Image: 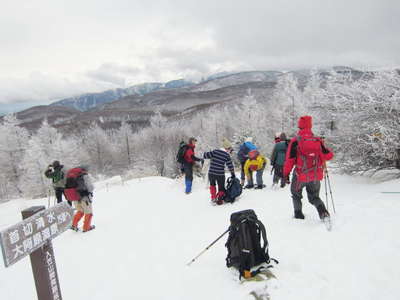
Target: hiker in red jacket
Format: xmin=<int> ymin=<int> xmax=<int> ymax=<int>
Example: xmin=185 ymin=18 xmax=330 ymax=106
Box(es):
xmin=183 ymin=137 xmax=203 ymax=194
xmin=283 ymin=116 xmax=334 ymax=220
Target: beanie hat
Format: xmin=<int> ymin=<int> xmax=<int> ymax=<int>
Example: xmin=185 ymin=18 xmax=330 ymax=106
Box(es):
xmin=298 ymin=116 xmax=313 ymax=129
xmin=222 ymin=138 xmax=232 ymax=149
xmin=245 ymin=137 xmax=253 ymax=143
xmin=52 ymin=160 xmax=60 ymax=168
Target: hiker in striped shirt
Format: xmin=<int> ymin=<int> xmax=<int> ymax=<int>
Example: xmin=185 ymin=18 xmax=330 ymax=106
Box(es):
xmin=203 ymin=138 xmax=236 ymax=205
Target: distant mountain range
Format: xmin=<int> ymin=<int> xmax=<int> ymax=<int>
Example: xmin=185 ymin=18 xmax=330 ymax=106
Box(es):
xmin=2 ymin=67 xmax=366 ymax=134
xmin=49 ymin=79 xmax=194 ymax=112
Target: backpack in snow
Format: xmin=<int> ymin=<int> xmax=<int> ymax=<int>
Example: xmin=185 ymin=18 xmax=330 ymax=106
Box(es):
xmin=225 ymin=209 xmax=277 ymax=279
xmin=296 ymin=134 xmax=323 ymax=182
xmin=64 ymin=168 xmax=86 ymax=201
xmin=223 ymin=177 xmax=242 ymax=203
xmin=176 ymin=141 xmax=188 ymax=164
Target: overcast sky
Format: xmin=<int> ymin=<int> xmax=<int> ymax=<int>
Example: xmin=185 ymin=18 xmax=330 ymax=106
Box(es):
xmin=1 ymin=0 xmax=400 ymax=110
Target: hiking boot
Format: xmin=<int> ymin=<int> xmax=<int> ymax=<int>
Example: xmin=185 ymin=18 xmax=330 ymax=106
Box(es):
xmin=317 ymin=205 xmax=330 ymax=220
xmin=70 ymin=225 xmax=79 ymax=232
xmin=83 ymin=225 xmax=95 ymax=232
xmin=244 ymin=184 xmax=254 ymax=189
xmin=280 ymin=182 xmax=286 ymax=188
xmin=216 ymin=199 xmax=224 ymax=205
xmin=294 ymin=210 xmax=305 ymax=219
xmin=255 ymin=184 xmax=265 ymax=189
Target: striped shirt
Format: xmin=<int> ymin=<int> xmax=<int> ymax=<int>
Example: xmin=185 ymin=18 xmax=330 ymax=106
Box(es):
xmin=203 ymin=149 xmax=234 ymax=176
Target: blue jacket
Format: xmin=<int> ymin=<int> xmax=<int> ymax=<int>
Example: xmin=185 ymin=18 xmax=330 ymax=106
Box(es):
xmin=237 ymin=142 xmax=257 ymax=163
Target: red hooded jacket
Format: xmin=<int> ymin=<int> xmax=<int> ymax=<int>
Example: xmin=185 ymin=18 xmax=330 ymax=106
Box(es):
xmin=283 ymin=116 xmax=334 ymax=182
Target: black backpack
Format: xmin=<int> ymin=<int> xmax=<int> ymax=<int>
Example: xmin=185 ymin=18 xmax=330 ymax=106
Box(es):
xmin=176 ymin=141 xmax=188 ymax=163
xmin=225 ymin=210 xmax=277 ymax=278
xmin=224 ymin=177 xmax=242 ymax=203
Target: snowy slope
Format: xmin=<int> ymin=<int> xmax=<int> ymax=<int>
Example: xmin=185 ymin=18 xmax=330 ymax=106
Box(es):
xmin=1 ymin=172 xmax=400 ymax=300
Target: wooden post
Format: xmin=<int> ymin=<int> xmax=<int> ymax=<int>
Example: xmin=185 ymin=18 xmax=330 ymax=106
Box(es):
xmin=22 ymin=206 xmax=62 ymax=300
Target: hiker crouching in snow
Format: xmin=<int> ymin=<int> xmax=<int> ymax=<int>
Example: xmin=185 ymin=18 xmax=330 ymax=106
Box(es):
xmin=183 ymin=137 xmax=204 ymax=194
xmin=67 ymin=165 xmax=95 ymax=232
xmin=283 ymin=115 xmax=334 ymax=220
xmin=237 ymin=137 xmax=257 ymax=186
xmin=203 ymin=138 xmax=235 ymax=205
xmin=243 ymin=151 xmax=268 ymax=189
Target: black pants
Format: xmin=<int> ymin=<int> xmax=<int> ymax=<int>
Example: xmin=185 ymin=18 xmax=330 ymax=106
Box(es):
xmin=273 ymin=165 xmax=285 ymax=185
xmin=208 ymin=174 xmax=226 ymax=192
xmin=55 ymin=188 xmax=72 ymax=206
xmin=290 ymin=174 xmax=324 ymax=212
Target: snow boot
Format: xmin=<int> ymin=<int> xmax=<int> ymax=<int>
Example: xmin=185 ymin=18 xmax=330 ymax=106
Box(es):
xmin=185 ymin=179 xmax=192 ymax=194
xmin=317 ymin=205 xmax=330 ymax=220
xmin=255 ymin=184 xmax=266 ymax=189
xmin=210 ymin=185 xmax=217 ymax=203
xmin=294 ymin=210 xmax=305 ymax=219
xmin=83 ymin=225 xmax=96 ymax=232
xmin=216 ymin=191 xmax=225 ymax=205
xmin=70 ymin=225 xmax=79 ymax=232
xmin=244 ymin=184 xmax=254 ymax=189
xmin=72 ymin=211 xmax=84 ymax=228
xmin=83 ymin=213 xmax=93 ymax=232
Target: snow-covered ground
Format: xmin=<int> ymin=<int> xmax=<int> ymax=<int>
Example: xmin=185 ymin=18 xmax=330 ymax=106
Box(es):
xmin=1 ymin=171 xmax=400 ymax=300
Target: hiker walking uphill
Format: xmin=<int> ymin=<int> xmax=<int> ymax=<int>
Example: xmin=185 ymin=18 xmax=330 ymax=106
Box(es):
xmin=271 ymin=133 xmax=289 ymax=188
xmin=44 ymin=160 xmax=70 ymax=206
xmin=243 ymin=150 xmax=268 ymax=189
xmin=64 ymin=165 xmax=95 ymax=232
xmin=283 ymin=116 xmax=334 ymax=220
xmin=203 ymin=139 xmax=235 ymax=205
xmin=182 ymin=137 xmax=203 ymax=194
xmin=237 ymin=137 xmax=257 ymax=186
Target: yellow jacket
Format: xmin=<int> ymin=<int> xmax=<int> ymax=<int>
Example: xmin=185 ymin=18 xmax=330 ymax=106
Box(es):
xmin=244 ymin=155 xmax=268 ymax=177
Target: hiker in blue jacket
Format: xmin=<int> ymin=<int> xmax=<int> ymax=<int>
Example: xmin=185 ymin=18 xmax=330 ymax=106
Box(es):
xmin=237 ymin=137 xmax=257 ymax=186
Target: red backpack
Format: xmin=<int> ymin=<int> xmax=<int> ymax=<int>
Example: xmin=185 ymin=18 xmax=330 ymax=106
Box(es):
xmin=248 ymin=150 xmax=260 ymax=160
xmin=296 ymin=134 xmax=323 ymax=182
xmin=64 ymin=168 xmax=86 ymax=201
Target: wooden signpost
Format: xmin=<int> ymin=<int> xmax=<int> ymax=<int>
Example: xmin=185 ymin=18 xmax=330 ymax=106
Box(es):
xmin=0 ymin=202 xmax=74 ymax=300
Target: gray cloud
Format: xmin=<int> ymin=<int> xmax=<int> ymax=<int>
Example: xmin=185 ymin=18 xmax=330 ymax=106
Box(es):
xmin=1 ymin=0 xmax=400 ymax=105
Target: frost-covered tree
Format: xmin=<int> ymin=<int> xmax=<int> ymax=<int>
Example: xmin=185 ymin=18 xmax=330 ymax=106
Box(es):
xmin=0 ymin=114 xmax=29 ymax=199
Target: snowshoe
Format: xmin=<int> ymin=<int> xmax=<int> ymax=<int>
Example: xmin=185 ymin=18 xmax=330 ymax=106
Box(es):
xmin=70 ymin=225 xmax=79 ymax=232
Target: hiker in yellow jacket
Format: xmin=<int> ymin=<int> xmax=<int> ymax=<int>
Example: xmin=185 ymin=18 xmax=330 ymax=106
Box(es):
xmin=244 ymin=150 xmax=268 ymax=189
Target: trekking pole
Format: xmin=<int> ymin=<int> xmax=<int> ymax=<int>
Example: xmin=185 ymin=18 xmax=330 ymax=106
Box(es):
xmin=325 ymin=168 xmax=336 ymax=213
xmin=186 ymin=228 xmax=230 ymax=266
xmin=47 ymin=189 xmax=51 ymax=208
xmin=324 ymin=173 xmax=329 ymax=211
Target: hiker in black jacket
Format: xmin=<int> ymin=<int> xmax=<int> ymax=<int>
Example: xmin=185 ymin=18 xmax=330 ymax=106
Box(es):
xmin=203 ymin=138 xmax=235 ymax=205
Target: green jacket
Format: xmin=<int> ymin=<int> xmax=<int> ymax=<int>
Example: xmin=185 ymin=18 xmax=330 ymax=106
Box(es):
xmin=45 ymin=166 xmax=66 ymax=188
xmin=271 ymin=141 xmax=288 ymax=167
